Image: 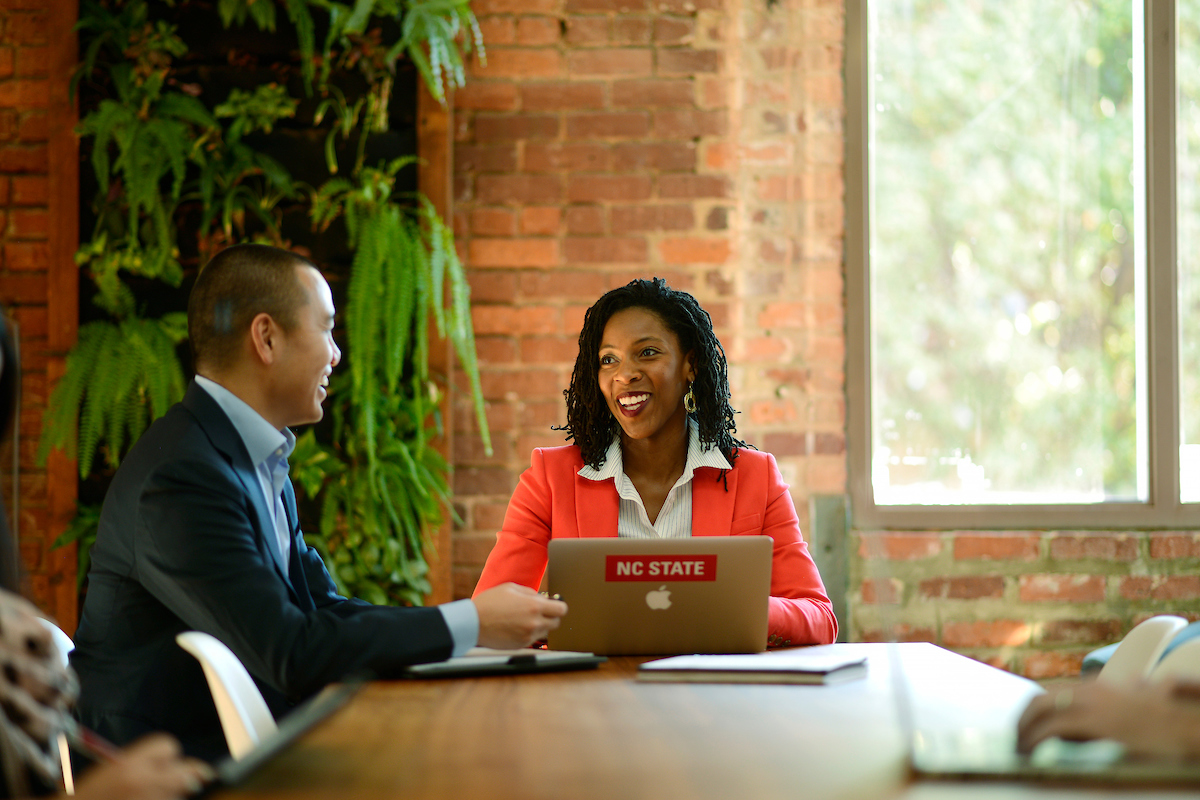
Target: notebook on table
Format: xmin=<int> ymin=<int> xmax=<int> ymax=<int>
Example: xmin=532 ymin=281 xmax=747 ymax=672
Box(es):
xmin=546 ymin=536 xmax=771 ymax=656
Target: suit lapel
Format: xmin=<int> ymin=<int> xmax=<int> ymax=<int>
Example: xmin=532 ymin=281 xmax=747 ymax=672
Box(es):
xmin=182 ymin=383 xmax=299 ymax=602
xmin=691 ymin=466 xmax=738 ymax=536
xmin=575 ymin=474 xmax=619 ymax=537
xmin=282 ymin=482 xmax=315 ymax=612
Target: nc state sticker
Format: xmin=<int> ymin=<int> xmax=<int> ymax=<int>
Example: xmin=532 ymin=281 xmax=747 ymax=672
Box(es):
xmin=604 ymin=554 xmax=717 ymax=582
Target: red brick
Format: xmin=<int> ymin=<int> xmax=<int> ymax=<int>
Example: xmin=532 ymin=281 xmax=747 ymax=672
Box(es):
xmin=455 ymin=144 xmax=519 ymax=173
xmin=564 ymin=16 xmax=608 ymax=45
xmin=757 ymin=302 xmax=804 ymax=328
xmin=612 ymin=79 xmax=693 ymax=108
xmin=659 ymin=237 xmax=730 ymax=265
xmin=474 ymin=0 xmax=558 ymax=12
xmin=0 ymin=272 xmax=45 ymax=303
xmin=477 ymin=175 xmax=564 ymax=205
xmin=475 ymin=114 xmax=559 ymax=142
xmin=476 ymin=17 xmax=516 ymax=44
xmin=519 ymin=271 xmax=609 ymax=300
xmin=860 ymin=577 xmax=901 ymax=605
xmin=0 ymin=109 xmax=16 ymax=140
xmin=472 ymin=305 xmax=561 ymax=335
xmin=469 ymin=238 xmax=559 ymax=268
xmin=525 ymin=143 xmax=609 ymax=172
xmin=471 ymin=49 xmax=563 ymax=79
xmin=1021 ymin=651 xmax=1086 ymax=680
xmin=563 ymin=237 xmax=647 ymax=263
xmin=480 ymin=368 xmax=561 ymax=401
xmin=566 ymin=111 xmax=651 ymax=139
xmin=653 ymin=109 xmax=726 ymax=138
xmin=0 ymin=47 xmax=13 ymax=79
xmin=4 ymin=12 xmax=46 ymax=45
xmin=522 ymin=400 xmax=565 ymax=428
xmin=470 ymin=208 xmax=517 ymax=237
xmin=10 ymin=305 xmax=45 ymax=336
xmin=454 ymin=467 xmax=516 ymax=496
xmin=918 ymin=576 xmax=1005 ymax=600
xmin=567 ymin=174 xmax=652 ymax=202
xmin=472 ymin=502 xmax=510 ymax=532
xmin=1018 ymin=574 xmax=1105 ymax=603
xmin=522 ymin=82 xmax=605 ymax=111
xmin=748 ymin=400 xmax=796 ymax=425
xmin=942 ymin=620 xmax=1030 ymax=649
xmin=474 ymin=336 xmax=518 ymax=365
xmin=516 ymin=16 xmax=560 ymax=45
xmin=520 ymin=207 xmax=561 ymax=235
xmin=454 ymin=431 xmax=508 ymax=464
xmin=521 ymin=335 xmax=582 ymax=364
xmin=1040 ymin=619 xmax=1123 ymax=645
xmin=761 ymin=433 xmax=806 ymax=457
xmin=658 ymin=174 xmax=729 ymax=199
xmin=858 ymin=625 xmax=936 ymax=644
xmin=612 ymin=17 xmax=652 ymax=44
xmin=658 ymin=48 xmax=720 ymax=75
xmin=612 ymin=142 xmax=696 ymax=171
xmin=8 ymin=208 xmax=45 ymax=238
xmin=1050 ymin=533 xmax=1138 ymax=561
xmin=9 ymin=173 xmax=43 ymax=205
xmin=610 ymin=204 xmax=694 ymax=231
xmin=4 ymin=241 xmax=45 ymax=271
xmin=954 ymin=533 xmax=1040 ymax=561
xmin=813 ymin=433 xmax=844 ymax=455
xmin=455 ymin=83 xmax=519 ymax=111
xmin=0 ymin=143 xmax=44 ymax=172
xmin=1120 ymin=575 xmax=1200 ymax=601
xmin=654 ymin=16 xmax=694 ymax=44
xmin=454 ymin=533 xmax=500 ymax=566
xmin=857 ymin=532 xmax=942 ymax=561
xmin=742 ymin=335 xmax=788 ymax=359
xmin=568 ymin=49 xmax=653 ymax=76
xmin=566 ymin=206 xmax=606 ymax=234
xmin=0 ymin=79 xmax=47 ymax=108
xmin=1149 ymin=533 xmax=1200 ymax=559
xmin=467 ymin=271 xmax=519 ymax=303
xmin=565 ymin=0 xmax=651 ymax=12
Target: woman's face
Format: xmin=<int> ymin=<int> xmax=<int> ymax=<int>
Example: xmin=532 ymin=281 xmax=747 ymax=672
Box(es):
xmin=597 ymin=307 xmax=695 ymax=445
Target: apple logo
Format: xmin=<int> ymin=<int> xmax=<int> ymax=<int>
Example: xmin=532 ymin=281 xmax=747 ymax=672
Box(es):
xmin=645 ymin=585 xmax=672 ymax=610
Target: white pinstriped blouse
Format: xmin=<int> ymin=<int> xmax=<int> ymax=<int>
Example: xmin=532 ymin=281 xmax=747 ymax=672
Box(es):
xmin=578 ymin=420 xmax=732 ymax=539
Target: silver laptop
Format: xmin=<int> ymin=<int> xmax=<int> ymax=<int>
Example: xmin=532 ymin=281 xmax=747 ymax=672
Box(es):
xmin=546 ymin=536 xmax=771 ymax=656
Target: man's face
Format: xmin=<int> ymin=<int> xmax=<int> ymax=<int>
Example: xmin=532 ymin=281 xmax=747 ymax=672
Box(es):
xmin=272 ymin=265 xmax=341 ymax=428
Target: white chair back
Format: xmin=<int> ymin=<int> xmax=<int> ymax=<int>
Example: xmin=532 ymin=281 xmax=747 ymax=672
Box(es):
xmin=1098 ymin=614 xmax=1188 ymax=684
xmin=1150 ymin=637 xmax=1200 ymax=683
xmin=175 ymin=631 xmax=277 ymax=759
xmin=35 ymin=618 xmax=74 ymax=795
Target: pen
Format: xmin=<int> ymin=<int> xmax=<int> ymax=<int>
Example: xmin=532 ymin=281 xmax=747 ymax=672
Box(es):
xmin=63 ymin=718 xmax=121 ymax=763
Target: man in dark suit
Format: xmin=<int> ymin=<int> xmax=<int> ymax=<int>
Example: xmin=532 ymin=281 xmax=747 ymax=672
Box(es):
xmin=70 ymin=244 xmax=566 ymax=760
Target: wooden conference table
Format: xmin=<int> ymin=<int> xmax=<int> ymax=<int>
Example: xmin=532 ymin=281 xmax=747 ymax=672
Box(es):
xmin=213 ymin=643 xmax=1200 ymax=800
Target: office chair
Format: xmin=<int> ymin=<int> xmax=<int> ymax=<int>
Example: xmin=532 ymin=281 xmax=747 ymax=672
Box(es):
xmin=175 ymin=631 xmax=277 ymax=759
xmin=1097 ymin=615 xmax=1188 ymax=684
xmin=35 ymin=617 xmax=75 ymax=795
xmin=1150 ymin=637 xmax=1200 ymax=683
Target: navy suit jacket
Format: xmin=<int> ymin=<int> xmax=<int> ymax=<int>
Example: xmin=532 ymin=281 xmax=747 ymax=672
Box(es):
xmin=71 ymin=382 xmax=453 ymax=759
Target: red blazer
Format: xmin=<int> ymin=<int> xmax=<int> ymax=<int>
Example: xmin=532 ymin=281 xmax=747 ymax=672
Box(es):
xmin=474 ymin=445 xmax=838 ymax=646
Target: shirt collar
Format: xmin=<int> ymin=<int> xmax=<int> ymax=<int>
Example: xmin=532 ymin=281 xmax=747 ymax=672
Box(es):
xmin=579 ymin=419 xmax=731 ymax=483
xmin=195 ymin=375 xmax=295 ymax=467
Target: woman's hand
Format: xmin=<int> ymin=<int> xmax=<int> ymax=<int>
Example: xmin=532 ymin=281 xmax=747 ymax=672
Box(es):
xmin=72 ymin=734 xmax=214 ymax=800
xmin=1017 ymin=679 xmax=1200 ymax=759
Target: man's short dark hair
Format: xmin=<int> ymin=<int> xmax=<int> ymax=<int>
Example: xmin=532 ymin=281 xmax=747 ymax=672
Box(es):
xmin=188 ymin=243 xmax=314 ymax=372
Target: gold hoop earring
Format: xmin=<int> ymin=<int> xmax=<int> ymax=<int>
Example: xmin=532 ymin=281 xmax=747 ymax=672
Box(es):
xmin=683 ymin=382 xmax=697 ymax=413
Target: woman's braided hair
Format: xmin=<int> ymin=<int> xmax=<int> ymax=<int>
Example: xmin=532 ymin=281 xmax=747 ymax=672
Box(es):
xmin=560 ymin=277 xmax=745 ymax=470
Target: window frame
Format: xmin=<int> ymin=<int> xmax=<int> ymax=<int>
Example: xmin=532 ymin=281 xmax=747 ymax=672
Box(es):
xmin=845 ymin=0 xmax=1192 ymax=529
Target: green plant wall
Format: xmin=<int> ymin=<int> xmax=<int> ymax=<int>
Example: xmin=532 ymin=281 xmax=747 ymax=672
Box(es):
xmin=41 ymin=0 xmax=489 ymax=606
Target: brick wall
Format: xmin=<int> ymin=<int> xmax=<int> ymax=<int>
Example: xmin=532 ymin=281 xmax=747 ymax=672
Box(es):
xmin=853 ymin=531 xmax=1200 ymax=679
xmin=450 ymin=0 xmax=847 ymax=598
xmin=0 ymin=0 xmax=77 ymax=630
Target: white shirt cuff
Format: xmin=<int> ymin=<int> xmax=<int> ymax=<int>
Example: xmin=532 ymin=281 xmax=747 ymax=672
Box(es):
xmin=438 ymin=598 xmax=480 ymax=657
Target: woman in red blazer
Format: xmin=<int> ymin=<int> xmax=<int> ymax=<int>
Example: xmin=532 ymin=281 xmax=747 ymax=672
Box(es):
xmin=475 ymin=278 xmax=837 ymax=647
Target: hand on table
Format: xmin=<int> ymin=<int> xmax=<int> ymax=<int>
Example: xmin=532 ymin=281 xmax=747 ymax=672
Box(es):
xmin=73 ymin=734 xmax=213 ymax=800
xmin=1017 ymin=678 xmax=1200 ymax=759
xmin=473 ymin=583 xmax=567 ymax=649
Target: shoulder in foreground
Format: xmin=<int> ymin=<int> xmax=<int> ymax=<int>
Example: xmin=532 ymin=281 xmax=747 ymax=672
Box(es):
xmin=530 ymin=443 xmax=584 ymax=470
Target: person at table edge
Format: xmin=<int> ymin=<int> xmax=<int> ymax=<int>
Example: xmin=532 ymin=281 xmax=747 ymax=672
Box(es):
xmin=474 ymin=278 xmax=837 ymax=647
xmin=70 ymin=244 xmax=567 ymax=760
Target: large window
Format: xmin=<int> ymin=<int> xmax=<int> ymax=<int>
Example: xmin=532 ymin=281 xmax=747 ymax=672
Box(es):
xmin=847 ymin=0 xmax=1197 ymax=527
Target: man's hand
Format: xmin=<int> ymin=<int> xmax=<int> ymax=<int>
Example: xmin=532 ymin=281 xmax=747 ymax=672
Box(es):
xmin=473 ymin=583 xmax=567 ymax=649
xmin=74 ymin=734 xmax=214 ymax=800
xmin=1017 ymin=679 xmax=1200 ymax=759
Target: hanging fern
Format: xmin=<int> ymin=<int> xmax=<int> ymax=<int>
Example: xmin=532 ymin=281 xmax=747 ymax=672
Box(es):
xmin=39 ymin=314 xmax=188 ymax=478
